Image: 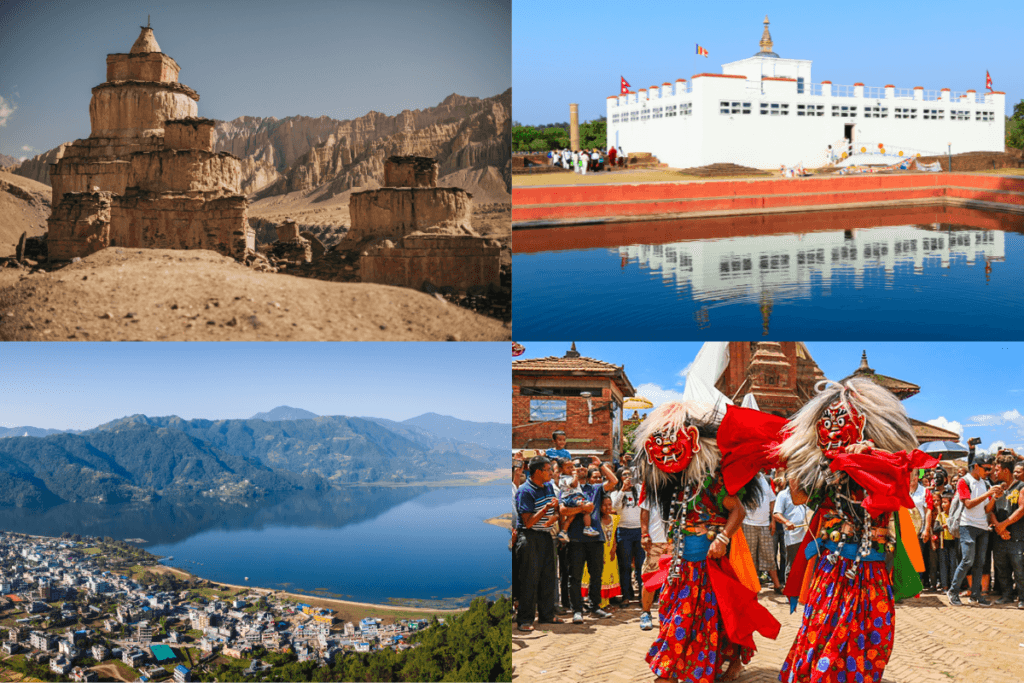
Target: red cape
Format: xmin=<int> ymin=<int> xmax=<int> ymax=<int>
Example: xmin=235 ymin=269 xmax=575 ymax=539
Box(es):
xmin=717 ymin=404 xmax=788 ymax=495
xmin=783 ymin=447 xmax=939 ymax=600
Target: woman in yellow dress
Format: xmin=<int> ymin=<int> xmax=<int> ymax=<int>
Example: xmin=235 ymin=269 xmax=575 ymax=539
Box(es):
xmin=582 ymin=493 xmax=621 ymax=608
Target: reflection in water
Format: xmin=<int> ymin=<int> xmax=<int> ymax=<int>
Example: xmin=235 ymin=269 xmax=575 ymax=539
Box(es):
xmin=0 ymin=485 xmax=510 ymax=607
xmin=0 ymin=487 xmax=429 ymax=545
xmin=513 ymin=206 xmax=1024 ymax=339
xmin=618 ymin=224 xmax=1004 ymax=334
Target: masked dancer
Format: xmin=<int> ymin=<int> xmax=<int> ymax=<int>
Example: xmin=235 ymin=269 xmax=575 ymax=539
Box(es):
xmin=636 ymin=400 xmax=783 ymax=682
xmin=777 ymin=378 xmax=937 ymax=683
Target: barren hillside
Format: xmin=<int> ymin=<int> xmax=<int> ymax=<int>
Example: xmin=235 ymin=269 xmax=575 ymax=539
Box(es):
xmin=0 ymin=171 xmax=50 ymax=256
xmin=0 ymin=248 xmax=510 ymax=341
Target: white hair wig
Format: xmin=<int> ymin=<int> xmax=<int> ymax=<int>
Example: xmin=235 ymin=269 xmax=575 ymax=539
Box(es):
xmin=633 ymin=401 xmax=722 ymax=511
xmin=777 ymin=378 xmax=919 ymax=495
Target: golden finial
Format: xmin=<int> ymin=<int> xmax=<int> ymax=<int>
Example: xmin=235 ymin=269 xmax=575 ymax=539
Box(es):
xmin=760 ymin=16 xmax=773 ymax=54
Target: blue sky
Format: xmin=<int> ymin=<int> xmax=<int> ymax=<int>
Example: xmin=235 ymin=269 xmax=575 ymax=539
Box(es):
xmin=0 ymin=343 xmax=511 ymax=429
xmin=513 ymin=0 xmax=1022 ymax=125
xmin=0 ymin=0 xmax=511 ymax=159
xmin=515 ymin=342 xmax=1024 ymax=453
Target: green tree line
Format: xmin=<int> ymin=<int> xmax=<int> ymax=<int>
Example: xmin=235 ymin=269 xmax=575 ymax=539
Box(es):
xmin=196 ymin=596 xmax=511 ymax=682
xmin=1007 ymin=99 xmax=1024 ymax=150
xmin=513 ymin=120 xmax=607 ymax=152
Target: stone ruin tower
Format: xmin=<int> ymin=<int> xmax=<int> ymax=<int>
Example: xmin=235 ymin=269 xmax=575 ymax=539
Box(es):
xmin=47 ymin=25 xmax=254 ymax=261
xmin=351 ymin=156 xmax=500 ymax=290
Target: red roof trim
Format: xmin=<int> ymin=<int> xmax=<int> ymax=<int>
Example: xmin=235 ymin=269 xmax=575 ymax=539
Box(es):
xmin=853 ymin=82 xmax=865 ymax=86
xmin=762 ymin=76 xmax=797 ymax=82
xmin=692 ymin=73 xmax=746 ymax=80
xmin=820 ymin=80 xmax=832 ymax=84
xmin=940 ymin=88 xmax=951 ymax=91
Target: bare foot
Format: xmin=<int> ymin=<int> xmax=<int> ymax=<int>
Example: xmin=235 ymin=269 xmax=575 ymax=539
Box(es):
xmin=721 ymin=659 xmax=745 ymax=681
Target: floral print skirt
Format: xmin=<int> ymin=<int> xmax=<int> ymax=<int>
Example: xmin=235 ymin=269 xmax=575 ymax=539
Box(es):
xmin=780 ymin=556 xmax=894 ymax=683
xmin=646 ymin=560 xmax=753 ymax=681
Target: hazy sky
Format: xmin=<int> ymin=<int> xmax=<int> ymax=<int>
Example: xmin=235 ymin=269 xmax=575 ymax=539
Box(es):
xmin=517 ymin=342 xmax=1024 ymax=454
xmin=0 ymin=0 xmax=511 ymax=159
xmin=0 ymin=342 xmax=512 ymax=429
xmin=513 ymin=0 xmax=1022 ymax=125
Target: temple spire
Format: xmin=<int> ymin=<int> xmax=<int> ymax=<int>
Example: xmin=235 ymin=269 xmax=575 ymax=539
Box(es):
xmin=755 ymin=15 xmax=779 ymax=57
xmin=760 ymin=16 xmax=773 ymax=53
xmin=131 ymin=25 xmax=161 ymax=54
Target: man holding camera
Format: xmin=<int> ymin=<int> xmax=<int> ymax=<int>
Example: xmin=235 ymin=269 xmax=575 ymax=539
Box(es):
xmin=948 ymin=453 xmax=1004 ymax=606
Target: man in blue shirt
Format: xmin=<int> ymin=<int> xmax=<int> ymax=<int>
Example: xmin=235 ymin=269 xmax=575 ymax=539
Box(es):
xmin=515 ymin=456 xmax=562 ymax=631
xmin=561 ymin=455 xmax=618 ymax=624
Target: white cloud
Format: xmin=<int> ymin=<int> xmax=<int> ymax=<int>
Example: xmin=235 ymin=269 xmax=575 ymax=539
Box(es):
xmin=0 ymin=96 xmax=14 ymax=127
xmin=633 ymin=382 xmax=687 ymax=408
xmin=927 ymin=416 xmax=963 ymax=439
xmin=966 ymin=408 xmax=1024 ymax=432
xmin=20 ymin=145 xmax=33 ymax=152
xmin=18 ymin=156 xmax=26 ymax=162
xmin=675 ymin=362 xmax=694 ymax=386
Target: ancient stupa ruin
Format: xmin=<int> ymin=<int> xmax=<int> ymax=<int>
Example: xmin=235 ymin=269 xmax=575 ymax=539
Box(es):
xmin=351 ymin=156 xmax=500 ymax=290
xmin=47 ymin=24 xmax=254 ymax=261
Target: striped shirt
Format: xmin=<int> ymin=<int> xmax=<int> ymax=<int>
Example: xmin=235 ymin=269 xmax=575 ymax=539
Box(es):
xmin=516 ymin=478 xmax=558 ymax=531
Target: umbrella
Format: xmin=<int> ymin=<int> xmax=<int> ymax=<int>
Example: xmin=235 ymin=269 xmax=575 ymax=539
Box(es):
xmin=623 ymin=396 xmax=653 ymax=410
xmin=918 ymin=440 xmax=969 ymax=461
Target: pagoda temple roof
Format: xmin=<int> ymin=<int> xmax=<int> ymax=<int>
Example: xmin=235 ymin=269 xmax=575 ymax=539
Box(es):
xmin=513 ymin=343 xmax=636 ymax=396
xmin=910 ymin=417 xmax=961 ymax=443
xmin=840 ymin=350 xmax=920 ymax=401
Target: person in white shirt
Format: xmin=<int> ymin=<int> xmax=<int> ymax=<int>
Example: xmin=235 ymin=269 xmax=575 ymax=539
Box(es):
xmin=580 ymin=149 xmax=589 ymax=175
xmin=637 ymin=493 xmax=668 ymax=631
xmin=611 ymin=470 xmax=644 ymax=603
xmin=773 ymin=484 xmax=808 ymax=568
xmin=948 ymin=454 xmax=1003 ymax=606
xmin=742 ymin=472 xmax=783 ymax=593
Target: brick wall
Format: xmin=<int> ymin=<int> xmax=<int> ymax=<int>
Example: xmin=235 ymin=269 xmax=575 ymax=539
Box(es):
xmin=513 ymin=380 xmax=621 ymax=457
xmin=109 ymin=193 xmax=252 ymax=257
xmin=164 ymin=119 xmax=216 ymax=152
xmin=106 ymin=53 xmax=181 ymax=84
xmin=47 ymin=192 xmax=113 ymax=261
xmin=360 ymin=234 xmax=500 ymax=289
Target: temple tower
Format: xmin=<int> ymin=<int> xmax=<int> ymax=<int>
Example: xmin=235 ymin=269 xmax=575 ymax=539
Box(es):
xmin=47 ymin=25 xmax=254 ymax=261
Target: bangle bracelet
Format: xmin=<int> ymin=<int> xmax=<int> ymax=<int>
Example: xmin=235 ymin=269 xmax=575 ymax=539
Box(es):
xmin=716 ymin=533 xmax=731 ymax=545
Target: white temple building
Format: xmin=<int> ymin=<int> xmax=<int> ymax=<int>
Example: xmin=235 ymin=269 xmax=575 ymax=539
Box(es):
xmin=606 ymin=17 xmax=1006 ymax=169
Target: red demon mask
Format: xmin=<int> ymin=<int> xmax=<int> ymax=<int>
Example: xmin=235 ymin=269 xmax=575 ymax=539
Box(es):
xmin=817 ymin=398 xmax=866 ymax=451
xmin=644 ymin=425 xmax=701 ymax=473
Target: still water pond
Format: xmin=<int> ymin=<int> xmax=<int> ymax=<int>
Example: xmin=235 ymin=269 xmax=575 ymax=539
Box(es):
xmin=513 ymin=205 xmax=1024 ymax=340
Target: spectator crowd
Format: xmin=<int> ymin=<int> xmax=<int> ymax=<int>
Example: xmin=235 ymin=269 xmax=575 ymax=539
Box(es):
xmin=511 ymin=433 xmax=1024 ymax=634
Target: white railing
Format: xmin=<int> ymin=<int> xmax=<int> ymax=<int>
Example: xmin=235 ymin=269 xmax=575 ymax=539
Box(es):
xmin=808 ymin=83 xmax=823 ymax=96
xmin=921 ymin=90 xmax=942 ymax=101
xmin=892 ymin=88 xmax=916 ymax=99
xmin=863 ymin=86 xmax=886 ymax=99
xmin=833 ymin=84 xmax=857 ymax=98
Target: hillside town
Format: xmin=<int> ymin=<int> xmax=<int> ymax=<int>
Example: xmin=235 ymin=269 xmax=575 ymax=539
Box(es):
xmin=0 ymin=532 xmax=439 ymax=681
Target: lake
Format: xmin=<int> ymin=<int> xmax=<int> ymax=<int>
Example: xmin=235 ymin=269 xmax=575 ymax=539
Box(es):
xmin=0 ymin=483 xmax=510 ymax=608
xmin=512 ymin=205 xmax=1024 ymax=339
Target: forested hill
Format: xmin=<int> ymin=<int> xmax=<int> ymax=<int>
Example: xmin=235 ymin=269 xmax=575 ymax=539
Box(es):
xmin=0 ymin=424 xmax=317 ymax=508
xmin=88 ymin=414 xmax=503 ymax=483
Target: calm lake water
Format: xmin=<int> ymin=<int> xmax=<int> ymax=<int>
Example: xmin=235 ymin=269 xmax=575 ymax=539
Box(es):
xmin=513 ymin=205 xmax=1024 ymax=340
xmin=0 ymin=483 xmax=510 ymax=608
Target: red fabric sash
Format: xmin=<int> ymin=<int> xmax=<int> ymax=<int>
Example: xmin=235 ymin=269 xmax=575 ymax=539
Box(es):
xmin=824 ymin=448 xmax=939 ymax=516
xmin=717 ymin=405 xmax=787 ymax=495
xmin=643 ymin=552 xmax=780 ymax=647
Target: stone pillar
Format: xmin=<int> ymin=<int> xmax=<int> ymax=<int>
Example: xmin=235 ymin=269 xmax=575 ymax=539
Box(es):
xmin=569 ymin=103 xmax=580 ymax=152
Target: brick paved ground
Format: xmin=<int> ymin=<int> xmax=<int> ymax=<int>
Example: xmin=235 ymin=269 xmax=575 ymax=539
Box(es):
xmin=512 ymin=588 xmax=1024 ymax=683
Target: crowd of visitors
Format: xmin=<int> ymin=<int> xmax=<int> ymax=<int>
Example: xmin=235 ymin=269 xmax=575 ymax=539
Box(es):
xmin=512 ymin=435 xmax=1024 ymax=635
xmin=548 ymin=147 xmax=627 ymax=174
